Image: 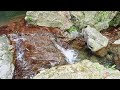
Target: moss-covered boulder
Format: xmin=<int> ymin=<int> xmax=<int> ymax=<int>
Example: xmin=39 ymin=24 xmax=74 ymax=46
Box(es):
xmin=25 ymin=11 xmax=118 ymax=32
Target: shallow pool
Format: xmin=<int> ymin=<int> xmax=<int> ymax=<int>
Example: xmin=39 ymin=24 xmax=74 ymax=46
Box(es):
xmin=0 ymin=11 xmax=26 ymax=26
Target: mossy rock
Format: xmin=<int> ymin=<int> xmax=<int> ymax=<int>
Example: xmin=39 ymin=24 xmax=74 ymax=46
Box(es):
xmin=70 ymin=11 xmax=117 ymax=31
xmin=25 ymin=11 xmax=118 ymax=32
xmin=109 ymin=11 xmax=120 ymax=27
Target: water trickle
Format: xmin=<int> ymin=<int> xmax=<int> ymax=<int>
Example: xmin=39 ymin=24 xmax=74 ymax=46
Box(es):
xmin=0 ymin=16 xmax=69 ymax=79
xmin=9 ymin=33 xmax=26 ymax=61
xmin=53 ymin=40 xmax=78 ymax=64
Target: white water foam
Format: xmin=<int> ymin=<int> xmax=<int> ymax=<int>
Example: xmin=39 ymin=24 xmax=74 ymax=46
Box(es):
xmin=53 ymin=41 xmax=78 ymax=64
xmin=9 ymin=34 xmax=26 ymax=61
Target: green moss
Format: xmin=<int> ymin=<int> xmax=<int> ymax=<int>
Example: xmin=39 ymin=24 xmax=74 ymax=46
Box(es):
xmin=66 ymin=25 xmax=78 ymax=33
xmin=26 ymin=15 xmax=33 ymax=22
xmin=109 ymin=11 xmax=120 ymax=27
xmin=94 ymin=12 xmax=109 ymax=22
xmin=106 ymin=64 xmax=116 ymax=70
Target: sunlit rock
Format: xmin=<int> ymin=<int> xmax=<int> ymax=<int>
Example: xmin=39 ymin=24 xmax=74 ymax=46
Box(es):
xmin=25 ymin=11 xmax=73 ymax=30
xmin=82 ymin=25 xmax=109 ymax=51
xmin=70 ymin=11 xmax=117 ymax=31
xmin=33 ymin=59 xmax=120 ymax=79
xmin=113 ymin=39 xmax=120 ymax=44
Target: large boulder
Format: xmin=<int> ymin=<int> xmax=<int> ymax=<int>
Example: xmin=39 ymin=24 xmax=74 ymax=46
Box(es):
xmin=81 ymin=25 xmax=109 ymax=51
xmin=33 ymin=59 xmax=120 ymax=79
xmin=0 ymin=35 xmax=14 ymax=79
xmin=95 ymin=27 xmax=120 ymax=70
xmin=70 ymin=11 xmax=117 ymax=31
xmin=25 ymin=11 xmax=117 ymax=32
xmin=25 ymin=11 xmax=73 ymax=30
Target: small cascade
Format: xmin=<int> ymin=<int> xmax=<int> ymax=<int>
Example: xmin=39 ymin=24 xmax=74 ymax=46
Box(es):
xmin=9 ymin=33 xmax=26 ymax=61
xmin=52 ymin=40 xmax=78 ymax=64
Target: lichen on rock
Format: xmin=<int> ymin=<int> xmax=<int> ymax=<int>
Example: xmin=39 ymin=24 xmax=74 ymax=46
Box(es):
xmin=25 ymin=11 xmax=73 ymax=30
xmin=70 ymin=11 xmax=117 ymax=31
xmin=81 ymin=25 xmax=109 ymax=51
xmin=25 ymin=11 xmax=117 ymax=33
xmin=33 ymin=59 xmax=120 ymax=79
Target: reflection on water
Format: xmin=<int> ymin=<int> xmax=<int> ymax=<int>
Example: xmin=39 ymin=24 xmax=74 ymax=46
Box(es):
xmin=0 ymin=11 xmax=26 ymax=26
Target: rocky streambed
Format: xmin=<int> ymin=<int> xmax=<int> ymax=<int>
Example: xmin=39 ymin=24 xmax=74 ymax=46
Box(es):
xmin=0 ymin=11 xmax=120 ymax=79
xmin=0 ymin=18 xmax=68 ymax=79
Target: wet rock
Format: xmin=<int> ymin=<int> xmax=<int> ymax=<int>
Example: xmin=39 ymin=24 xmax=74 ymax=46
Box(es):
xmin=109 ymin=44 xmax=120 ymax=70
xmin=25 ymin=11 xmax=73 ymax=30
xmin=69 ymin=36 xmax=86 ymax=50
xmin=67 ymin=31 xmax=80 ymax=40
xmin=33 ymin=59 xmax=120 ymax=79
xmin=81 ymin=25 xmax=109 ymax=51
xmin=95 ymin=27 xmax=120 ymax=70
xmin=0 ymin=18 xmax=68 ymax=79
xmin=101 ymin=27 xmax=120 ymax=43
xmin=113 ymin=39 xmax=120 ymax=44
xmin=0 ymin=35 xmax=14 ymax=79
xmin=52 ymin=40 xmax=78 ymax=64
xmin=2 ymin=19 xmax=67 ymax=79
xmin=95 ymin=47 xmax=109 ymax=57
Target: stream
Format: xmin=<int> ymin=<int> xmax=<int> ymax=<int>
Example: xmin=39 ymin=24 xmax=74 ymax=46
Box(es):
xmin=0 ymin=11 xmax=120 ymax=79
xmin=0 ymin=14 xmax=79 ymax=78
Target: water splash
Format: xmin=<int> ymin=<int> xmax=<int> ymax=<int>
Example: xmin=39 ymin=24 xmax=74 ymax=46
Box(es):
xmin=53 ymin=40 xmax=78 ymax=64
xmin=9 ymin=33 xmax=26 ymax=61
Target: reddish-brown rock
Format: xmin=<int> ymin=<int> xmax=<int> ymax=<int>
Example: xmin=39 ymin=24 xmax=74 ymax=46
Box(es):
xmin=0 ymin=18 xmax=67 ymax=79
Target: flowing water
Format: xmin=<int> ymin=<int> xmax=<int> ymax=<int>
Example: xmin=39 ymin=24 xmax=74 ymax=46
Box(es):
xmin=0 ymin=11 xmax=79 ymax=65
xmin=0 ymin=11 xmax=118 ymax=79
xmin=52 ymin=40 xmax=78 ymax=64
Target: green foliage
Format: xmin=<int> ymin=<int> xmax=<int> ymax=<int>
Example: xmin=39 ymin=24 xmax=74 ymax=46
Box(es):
xmin=67 ymin=25 xmax=78 ymax=33
xmin=26 ymin=15 xmax=33 ymax=22
xmin=105 ymin=64 xmax=116 ymax=71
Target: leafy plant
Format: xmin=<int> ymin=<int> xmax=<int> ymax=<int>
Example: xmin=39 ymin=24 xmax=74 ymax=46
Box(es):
xmin=26 ymin=15 xmax=33 ymax=22
xmin=67 ymin=25 xmax=78 ymax=33
xmin=105 ymin=64 xmax=116 ymax=71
